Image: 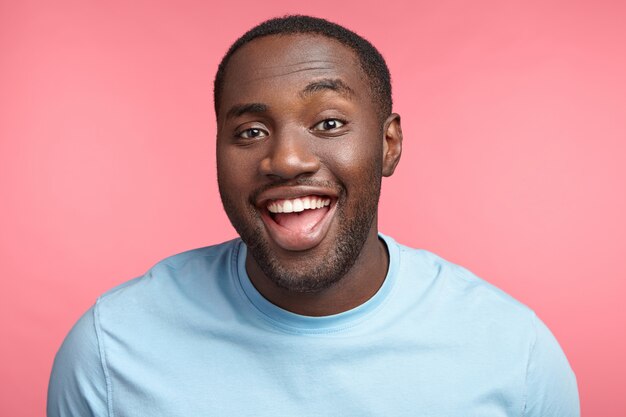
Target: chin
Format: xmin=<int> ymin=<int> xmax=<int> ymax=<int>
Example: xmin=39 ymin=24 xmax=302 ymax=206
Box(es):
xmin=252 ymin=248 xmax=351 ymax=293
xmin=247 ymin=219 xmax=370 ymax=294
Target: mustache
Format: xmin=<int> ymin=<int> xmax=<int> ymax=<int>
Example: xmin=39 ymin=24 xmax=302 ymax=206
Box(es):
xmin=250 ymin=178 xmax=344 ymax=203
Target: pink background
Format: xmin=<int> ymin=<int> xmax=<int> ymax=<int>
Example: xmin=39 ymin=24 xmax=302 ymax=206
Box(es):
xmin=1 ymin=0 xmax=625 ymax=415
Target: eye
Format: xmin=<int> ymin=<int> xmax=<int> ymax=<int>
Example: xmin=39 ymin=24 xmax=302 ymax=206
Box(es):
xmin=312 ymin=119 xmax=345 ymax=131
xmin=237 ymin=128 xmax=268 ymax=139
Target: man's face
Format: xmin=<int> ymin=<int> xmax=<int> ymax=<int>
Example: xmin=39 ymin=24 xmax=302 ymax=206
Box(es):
xmin=216 ymin=34 xmax=399 ymax=292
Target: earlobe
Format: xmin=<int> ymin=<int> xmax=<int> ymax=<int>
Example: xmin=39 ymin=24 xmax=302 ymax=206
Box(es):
xmin=382 ymin=113 xmax=403 ymax=177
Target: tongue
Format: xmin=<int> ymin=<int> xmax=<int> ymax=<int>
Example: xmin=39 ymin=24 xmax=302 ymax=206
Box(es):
xmin=274 ymin=207 xmax=329 ymax=233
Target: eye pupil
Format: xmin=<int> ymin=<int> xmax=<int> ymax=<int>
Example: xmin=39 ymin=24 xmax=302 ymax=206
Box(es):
xmin=310 ymin=119 xmax=345 ymax=132
xmin=249 ymin=128 xmax=260 ymax=137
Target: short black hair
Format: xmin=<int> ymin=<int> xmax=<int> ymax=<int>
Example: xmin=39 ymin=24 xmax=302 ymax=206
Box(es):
xmin=213 ymin=15 xmax=392 ymax=121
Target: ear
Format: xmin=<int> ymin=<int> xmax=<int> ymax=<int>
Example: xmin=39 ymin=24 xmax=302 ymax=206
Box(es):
xmin=381 ymin=113 xmax=403 ymax=177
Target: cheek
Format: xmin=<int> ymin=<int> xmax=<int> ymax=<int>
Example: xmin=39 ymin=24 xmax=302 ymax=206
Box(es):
xmin=217 ymin=145 xmax=253 ymax=186
xmin=319 ymin=135 xmax=383 ymax=179
xmin=217 ymin=152 xmax=247 ymax=208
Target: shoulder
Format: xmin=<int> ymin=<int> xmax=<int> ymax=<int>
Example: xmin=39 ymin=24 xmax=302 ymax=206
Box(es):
xmin=522 ymin=314 xmax=580 ymax=416
xmin=390 ymin=236 xmax=536 ymax=327
xmin=48 ymin=239 xmax=243 ymax=416
xmin=387 ymin=236 xmax=579 ymax=416
xmin=48 ymin=307 xmax=108 ymax=416
xmin=90 ymin=238 xmax=243 ymax=340
xmin=97 ymin=238 xmax=240 ymax=308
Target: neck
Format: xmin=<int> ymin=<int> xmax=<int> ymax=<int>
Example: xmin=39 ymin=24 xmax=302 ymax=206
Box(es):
xmin=245 ymin=228 xmax=389 ymax=316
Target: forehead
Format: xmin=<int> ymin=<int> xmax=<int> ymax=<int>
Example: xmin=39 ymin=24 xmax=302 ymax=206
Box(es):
xmin=219 ymin=34 xmax=370 ymax=114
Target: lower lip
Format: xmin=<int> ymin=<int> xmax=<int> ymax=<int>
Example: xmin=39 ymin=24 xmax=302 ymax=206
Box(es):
xmin=259 ymin=201 xmax=337 ymax=252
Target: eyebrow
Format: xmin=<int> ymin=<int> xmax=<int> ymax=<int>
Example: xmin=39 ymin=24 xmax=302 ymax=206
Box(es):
xmin=225 ymin=102 xmax=268 ymax=120
xmin=300 ymin=78 xmax=354 ymax=99
xmin=223 ymin=78 xmax=353 ymax=120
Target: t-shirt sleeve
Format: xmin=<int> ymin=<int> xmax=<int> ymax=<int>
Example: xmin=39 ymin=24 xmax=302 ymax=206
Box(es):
xmin=522 ymin=313 xmax=580 ymax=417
xmin=47 ymin=306 xmax=109 ymax=417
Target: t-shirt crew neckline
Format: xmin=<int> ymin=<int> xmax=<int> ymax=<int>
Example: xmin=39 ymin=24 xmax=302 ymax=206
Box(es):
xmin=234 ymin=233 xmax=400 ymax=334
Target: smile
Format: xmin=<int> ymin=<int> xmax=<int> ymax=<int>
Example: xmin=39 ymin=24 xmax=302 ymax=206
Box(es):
xmin=256 ymin=188 xmax=338 ymax=252
xmin=267 ymin=196 xmax=331 ymax=214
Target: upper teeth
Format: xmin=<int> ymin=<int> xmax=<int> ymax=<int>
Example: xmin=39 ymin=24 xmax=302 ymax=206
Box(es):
xmin=267 ymin=196 xmax=331 ymax=213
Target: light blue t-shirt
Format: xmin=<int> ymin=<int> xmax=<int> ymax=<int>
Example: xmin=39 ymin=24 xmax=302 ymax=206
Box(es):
xmin=48 ymin=235 xmax=579 ymax=416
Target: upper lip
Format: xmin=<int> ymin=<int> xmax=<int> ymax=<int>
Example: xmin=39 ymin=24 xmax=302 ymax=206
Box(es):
xmin=255 ymin=185 xmax=339 ymax=207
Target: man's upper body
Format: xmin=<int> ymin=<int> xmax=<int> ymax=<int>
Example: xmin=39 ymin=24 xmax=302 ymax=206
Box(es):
xmin=48 ymin=15 xmax=579 ymax=416
xmin=48 ymin=236 xmax=578 ymax=417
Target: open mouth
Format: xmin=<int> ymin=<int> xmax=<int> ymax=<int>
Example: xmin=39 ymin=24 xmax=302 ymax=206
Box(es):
xmin=267 ymin=195 xmax=332 ymax=232
xmin=260 ymin=194 xmax=337 ymax=251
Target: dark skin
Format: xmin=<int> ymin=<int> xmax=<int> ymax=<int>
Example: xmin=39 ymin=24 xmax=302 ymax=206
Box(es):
xmin=216 ymin=34 xmax=402 ymax=316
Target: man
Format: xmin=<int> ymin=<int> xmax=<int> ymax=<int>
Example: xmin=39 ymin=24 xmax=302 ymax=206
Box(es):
xmin=48 ymin=15 xmax=579 ymax=416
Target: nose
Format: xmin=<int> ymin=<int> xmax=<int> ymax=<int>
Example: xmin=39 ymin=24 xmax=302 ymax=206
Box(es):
xmin=258 ymin=129 xmax=320 ymax=180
